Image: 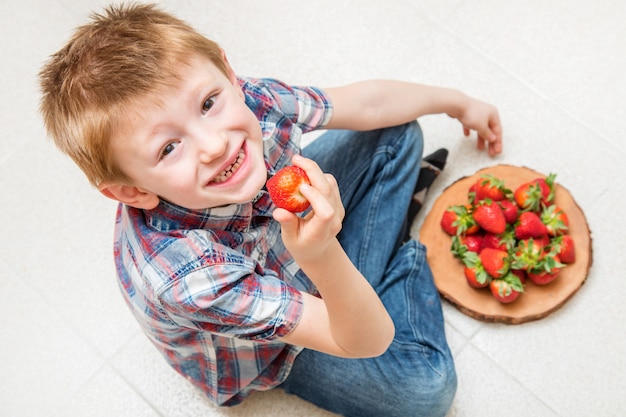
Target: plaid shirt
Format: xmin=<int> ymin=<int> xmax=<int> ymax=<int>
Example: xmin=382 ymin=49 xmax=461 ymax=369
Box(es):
xmin=113 ymin=77 xmax=333 ymax=406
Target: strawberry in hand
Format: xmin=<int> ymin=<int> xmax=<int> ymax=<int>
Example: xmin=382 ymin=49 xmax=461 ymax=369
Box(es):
xmin=270 ymin=156 xmax=345 ymax=264
xmin=267 ymin=166 xmax=312 ymax=213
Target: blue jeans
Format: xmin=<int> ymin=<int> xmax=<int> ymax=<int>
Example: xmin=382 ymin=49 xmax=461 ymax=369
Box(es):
xmin=280 ymin=122 xmax=457 ymax=417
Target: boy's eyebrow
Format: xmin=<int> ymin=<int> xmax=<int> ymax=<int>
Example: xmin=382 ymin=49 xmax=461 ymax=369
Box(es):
xmin=191 ymin=75 xmax=220 ymax=100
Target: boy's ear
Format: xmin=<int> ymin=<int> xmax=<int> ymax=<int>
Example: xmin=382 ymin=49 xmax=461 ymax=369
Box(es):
xmin=98 ymin=182 xmax=160 ymax=210
xmin=220 ymin=49 xmax=239 ymax=86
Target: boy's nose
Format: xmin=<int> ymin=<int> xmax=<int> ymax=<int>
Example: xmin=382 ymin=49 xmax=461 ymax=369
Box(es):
xmin=197 ymin=131 xmax=228 ymax=164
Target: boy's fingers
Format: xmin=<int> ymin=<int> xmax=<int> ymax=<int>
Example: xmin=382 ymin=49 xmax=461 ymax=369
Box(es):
xmin=476 ymin=135 xmax=486 ymax=151
xmin=487 ymin=121 xmax=503 ymax=156
xmin=483 ymin=135 xmax=502 ymax=156
xmin=491 ymin=137 xmax=503 ymax=155
xmin=292 ymin=155 xmax=328 ymax=190
xmin=293 ymin=156 xmax=341 ymax=206
xmin=298 ymin=183 xmax=334 ymax=219
xmin=272 ymin=208 xmax=298 ymax=232
xmin=490 ymin=117 xmax=502 ymax=137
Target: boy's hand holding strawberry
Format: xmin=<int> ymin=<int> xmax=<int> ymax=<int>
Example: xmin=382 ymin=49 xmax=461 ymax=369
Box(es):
xmin=269 ymin=155 xmax=345 ymax=263
xmin=269 ymin=155 xmax=394 ymax=358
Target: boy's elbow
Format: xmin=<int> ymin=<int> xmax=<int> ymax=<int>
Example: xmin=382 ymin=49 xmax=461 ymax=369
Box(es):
xmin=351 ymin=319 xmax=395 ymax=359
xmin=374 ymin=319 xmax=395 ymax=356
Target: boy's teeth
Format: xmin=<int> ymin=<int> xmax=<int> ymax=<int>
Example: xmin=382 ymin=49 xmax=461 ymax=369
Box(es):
xmin=212 ymin=149 xmax=244 ymax=183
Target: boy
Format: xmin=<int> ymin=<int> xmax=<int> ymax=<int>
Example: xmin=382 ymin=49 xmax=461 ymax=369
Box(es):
xmin=39 ymin=4 xmax=502 ymax=416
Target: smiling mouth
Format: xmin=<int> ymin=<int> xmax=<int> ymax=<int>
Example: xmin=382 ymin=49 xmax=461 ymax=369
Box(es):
xmin=211 ymin=148 xmax=245 ymax=184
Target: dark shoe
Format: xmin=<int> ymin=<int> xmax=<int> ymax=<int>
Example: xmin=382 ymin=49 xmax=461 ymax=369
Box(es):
xmin=403 ymin=148 xmax=449 ymax=242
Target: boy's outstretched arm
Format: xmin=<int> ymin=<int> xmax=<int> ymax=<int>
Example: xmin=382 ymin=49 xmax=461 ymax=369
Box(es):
xmin=324 ymin=80 xmax=503 ymax=156
xmin=277 ymin=155 xmax=395 ymax=358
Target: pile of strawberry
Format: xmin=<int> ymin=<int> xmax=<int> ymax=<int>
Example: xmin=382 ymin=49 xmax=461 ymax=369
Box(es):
xmin=440 ymin=173 xmax=576 ymax=303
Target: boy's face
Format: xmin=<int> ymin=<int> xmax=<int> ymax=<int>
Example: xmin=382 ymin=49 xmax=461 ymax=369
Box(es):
xmin=108 ymin=57 xmax=267 ymax=210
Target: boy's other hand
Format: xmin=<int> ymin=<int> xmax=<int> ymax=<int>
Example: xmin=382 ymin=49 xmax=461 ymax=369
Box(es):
xmin=272 ymin=155 xmax=345 ymax=263
xmin=455 ymin=96 xmax=503 ymax=157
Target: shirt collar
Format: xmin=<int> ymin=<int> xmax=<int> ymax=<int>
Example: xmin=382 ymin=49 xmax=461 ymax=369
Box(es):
xmin=144 ymin=189 xmax=273 ymax=233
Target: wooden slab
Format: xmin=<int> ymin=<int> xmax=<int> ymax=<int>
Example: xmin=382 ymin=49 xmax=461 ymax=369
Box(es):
xmin=419 ymin=165 xmax=593 ymax=324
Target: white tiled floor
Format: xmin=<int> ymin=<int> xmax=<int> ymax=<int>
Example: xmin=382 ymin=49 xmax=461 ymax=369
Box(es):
xmin=1 ymin=1 xmax=624 ymax=416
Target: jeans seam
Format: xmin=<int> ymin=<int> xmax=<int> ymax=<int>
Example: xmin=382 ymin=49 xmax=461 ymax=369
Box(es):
xmin=357 ymin=139 xmax=402 ymax=270
xmin=404 ymin=244 xmax=445 ymax=378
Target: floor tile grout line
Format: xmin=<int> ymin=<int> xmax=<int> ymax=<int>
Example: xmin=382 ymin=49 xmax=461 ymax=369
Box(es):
xmin=1 ymin=259 xmax=113 ymax=414
xmin=465 ymin=339 xmax=563 ymax=416
xmin=3 ymin=245 xmax=158 ymax=414
xmin=105 ymin=333 xmax=169 ymax=417
xmin=48 ymin=361 xmax=109 ymax=416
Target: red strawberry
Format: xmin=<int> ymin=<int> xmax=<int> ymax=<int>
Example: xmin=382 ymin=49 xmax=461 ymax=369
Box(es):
xmin=512 ymin=238 xmax=544 ymax=271
xmin=469 ymin=174 xmax=510 ymax=202
xmin=535 ymin=175 xmax=556 ymax=204
xmin=461 ymin=252 xmax=490 ymax=288
xmin=527 ymin=253 xmax=564 ymax=285
xmin=534 ymin=234 xmax=551 ymax=248
xmin=483 ymin=233 xmax=512 ymax=251
xmin=511 ymin=268 xmax=527 ymax=284
xmin=450 ymin=236 xmax=466 ymax=259
xmin=451 ymin=235 xmax=484 ymax=259
xmin=541 ymin=205 xmax=569 ymax=237
xmin=482 ymin=232 xmax=507 ymax=251
xmin=527 ymin=269 xmax=560 ymax=286
xmin=266 ymin=166 xmax=311 ymax=213
xmin=462 ymin=234 xmax=484 ymax=253
xmin=482 ymin=228 xmax=516 ymax=252
xmin=479 ymin=248 xmax=510 ymax=278
xmin=551 ymin=235 xmax=576 ymax=263
xmin=515 ymin=211 xmax=548 ymax=240
xmin=489 ymin=272 xmax=524 ymax=303
xmin=514 ymin=173 xmax=556 ymax=212
xmin=440 ymin=204 xmax=479 ymax=236
xmin=499 ymin=199 xmax=519 ymax=224
xmin=473 ymin=201 xmax=506 ymax=234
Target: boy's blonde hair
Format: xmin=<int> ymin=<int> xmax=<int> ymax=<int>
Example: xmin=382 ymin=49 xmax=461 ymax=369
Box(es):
xmin=39 ymin=3 xmax=228 ymax=186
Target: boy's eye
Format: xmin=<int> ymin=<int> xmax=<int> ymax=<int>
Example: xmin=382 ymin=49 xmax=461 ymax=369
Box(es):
xmin=202 ymin=96 xmax=215 ymax=113
xmin=160 ymin=142 xmax=178 ymax=159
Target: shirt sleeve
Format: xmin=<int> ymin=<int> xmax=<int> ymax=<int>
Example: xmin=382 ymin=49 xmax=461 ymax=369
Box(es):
xmin=281 ymin=82 xmax=334 ymax=132
xmin=242 ymin=77 xmax=333 ymax=133
xmin=156 ymin=250 xmax=304 ymax=341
